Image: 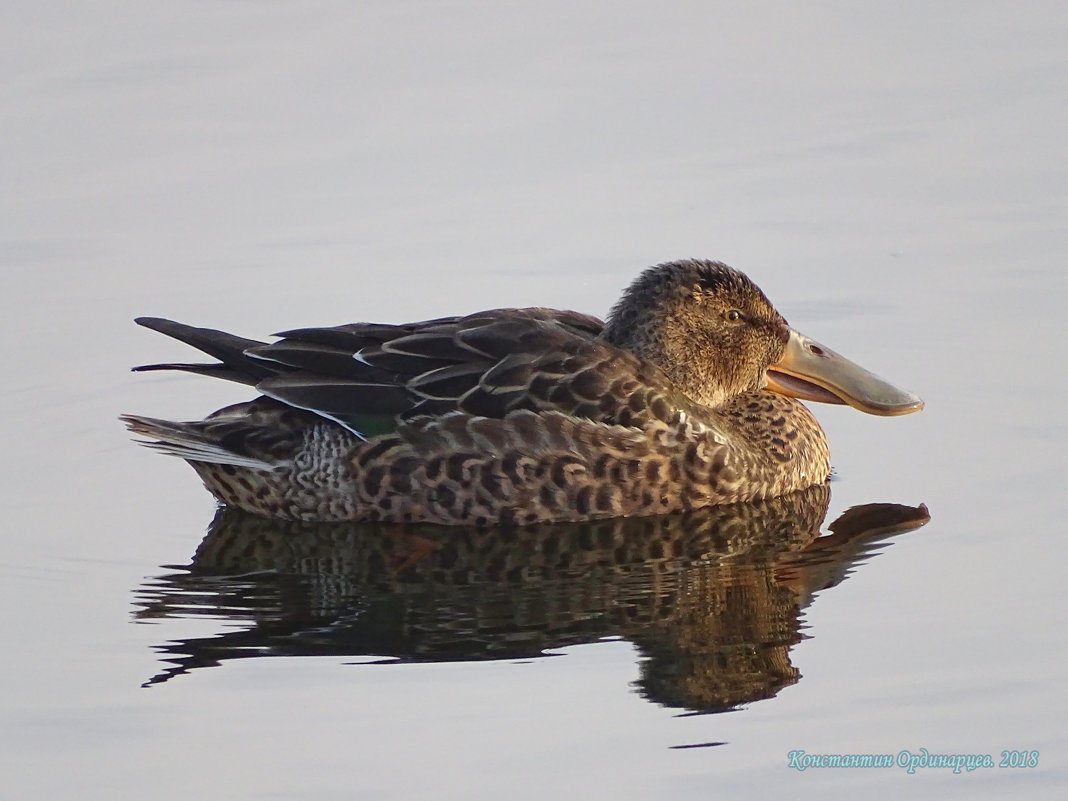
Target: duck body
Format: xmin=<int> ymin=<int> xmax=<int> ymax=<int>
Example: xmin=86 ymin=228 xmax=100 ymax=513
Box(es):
xmin=123 ymin=260 xmax=920 ymax=525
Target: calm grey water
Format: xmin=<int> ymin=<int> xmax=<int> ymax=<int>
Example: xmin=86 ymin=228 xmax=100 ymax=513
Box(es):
xmin=3 ymin=3 xmax=1066 ymax=798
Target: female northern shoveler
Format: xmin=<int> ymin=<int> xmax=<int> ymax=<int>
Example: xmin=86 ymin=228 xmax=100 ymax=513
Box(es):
xmin=122 ymin=259 xmax=922 ymax=525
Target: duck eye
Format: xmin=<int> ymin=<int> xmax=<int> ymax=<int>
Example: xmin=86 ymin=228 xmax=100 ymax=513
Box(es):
xmin=725 ymin=309 xmax=742 ymax=322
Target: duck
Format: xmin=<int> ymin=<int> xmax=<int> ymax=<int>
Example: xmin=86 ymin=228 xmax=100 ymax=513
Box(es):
xmin=122 ymin=259 xmax=922 ymax=526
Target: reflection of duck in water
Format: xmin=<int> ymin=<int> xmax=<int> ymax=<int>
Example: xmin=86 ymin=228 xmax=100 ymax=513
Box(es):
xmin=135 ymin=487 xmax=929 ymax=711
xmin=123 ymin=260 xmax=922 ymax=525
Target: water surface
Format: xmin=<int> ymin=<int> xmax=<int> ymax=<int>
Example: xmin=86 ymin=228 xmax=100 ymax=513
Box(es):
xmin=2 ymin=3 xmax=1065 ymax=799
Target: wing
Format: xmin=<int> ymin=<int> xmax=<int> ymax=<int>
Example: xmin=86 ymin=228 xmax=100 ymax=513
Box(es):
xmin=134 ymin=308 xmax=694 ymax=437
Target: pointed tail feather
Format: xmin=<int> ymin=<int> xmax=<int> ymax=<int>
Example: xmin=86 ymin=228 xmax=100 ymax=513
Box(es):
xmin=120 ymin=414 xmax=281 ymax=470
xmin=132 ymin=318 xmax=276 ymax=386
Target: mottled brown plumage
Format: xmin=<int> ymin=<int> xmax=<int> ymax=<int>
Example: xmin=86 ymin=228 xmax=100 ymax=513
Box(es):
xmin=122 ymin=259 xmax=922 ymax=525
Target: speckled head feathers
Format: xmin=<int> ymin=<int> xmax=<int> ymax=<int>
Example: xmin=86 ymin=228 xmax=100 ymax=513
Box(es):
xmin=600 ymin=260 xmax=791 ymax=408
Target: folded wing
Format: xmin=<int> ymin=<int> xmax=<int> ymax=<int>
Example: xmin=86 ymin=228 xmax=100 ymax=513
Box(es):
xmin=134 ymin=309 xmax=693 ymax=438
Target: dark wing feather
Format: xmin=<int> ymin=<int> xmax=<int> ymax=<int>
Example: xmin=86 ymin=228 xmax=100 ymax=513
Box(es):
xmin=245 ymin=341 xmax=390 ymax=381
xmin=133 ymin=307 xmax=694 ymax=436
xmin=257 ymin=375 xmax=412 ymax=416
xmin=406 ymin=363 xmax=490 ymax=399
xmin=273 ymin=316 xmax=463 ymax=346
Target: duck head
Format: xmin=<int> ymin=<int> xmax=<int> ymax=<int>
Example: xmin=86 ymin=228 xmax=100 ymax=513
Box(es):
xmin=601 ymin=260 xmax=923 ymax=415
